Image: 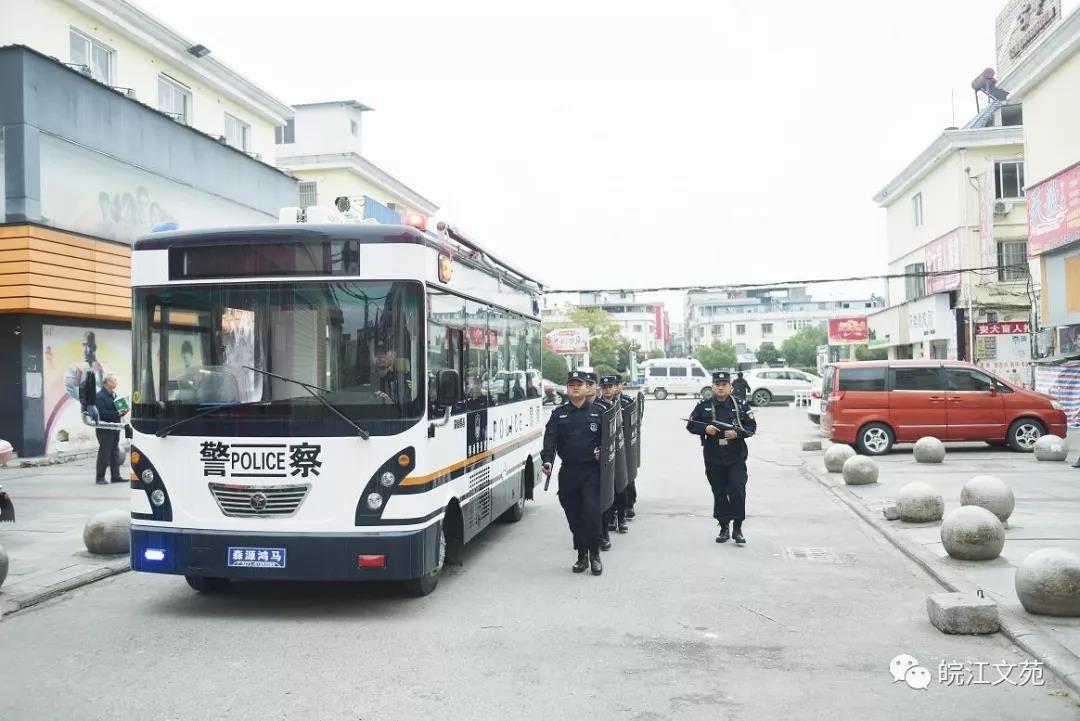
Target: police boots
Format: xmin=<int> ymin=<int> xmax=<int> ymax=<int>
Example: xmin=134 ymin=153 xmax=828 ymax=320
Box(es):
xmin=732 ymin=524 xmax=746 ymax=545
xmin=716 ymin=523 xmax=730 ymax=544
xmin=572 ymin=550 xmax=588 ymax=573
xmin=589 ymin=548 xmax=603 ymax=576
xmin=617 ymin=512 xmax=629 ymax=534
xmin=600 ymin=533 xmax=612 ymax=552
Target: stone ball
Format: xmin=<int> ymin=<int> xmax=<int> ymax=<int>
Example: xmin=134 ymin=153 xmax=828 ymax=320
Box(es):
xmin=0 ymin=543 xmax=8 ymax=588
xmin=83 ymin=508 xmax=130 ymax=555
xmin=913 ymin=436 xmax=946 ymax=464
xmin=1034 ymin=435 xmax=1068 ymax=462
xmin=1015 ymin=548 xmax=1080 ymax=617
xmin=824 ymin=444 xmax=856 ymax=473
xmin=941 ymin=506 xmax=1005 ymax=561
xmin=842 ymin=455 xmax=878 ymax=485
xmin=960 ymin=475 xmax=1015 ymax=523
xmin=896 ymin=482 xmax=944 ymax=523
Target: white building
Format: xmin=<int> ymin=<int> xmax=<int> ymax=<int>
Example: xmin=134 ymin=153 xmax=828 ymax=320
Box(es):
xmin=1 ymin=0 xmax=293 ymax=163
xmin=542 ymin=292 xmax=669 ymax=355
xmin=685 ymin=286 xmax=884 ymax=357
xmin=275 ymin=100 xmax=438 ymax=222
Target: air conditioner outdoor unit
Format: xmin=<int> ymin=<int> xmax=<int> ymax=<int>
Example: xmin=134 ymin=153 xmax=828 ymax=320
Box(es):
xmin=993 ymin=200 xmax=1013 ymax=215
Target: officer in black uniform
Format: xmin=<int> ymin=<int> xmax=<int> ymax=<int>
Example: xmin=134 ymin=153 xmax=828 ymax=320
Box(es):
xmin=542 ymin=370 xmax=604 ymax=575
xmin=732 ymin=371 xmax=751 ymax=402
xmin=686 ymin=371 xmax=757 ymax=545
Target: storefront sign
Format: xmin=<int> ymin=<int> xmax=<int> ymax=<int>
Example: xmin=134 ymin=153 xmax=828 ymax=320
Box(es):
xmin=544 ymin=327 xmax=590 ymax=354
xmin=828 ymin=317 xmax=869 ymax=345
xmin=977 ymin=321 xmax=1031 ymax=335
xmin=1028 ymin=162 xmax=1080 ymax=256
xmin=907 ymin=294 xmax=953 ymax=341
xmin=996 ymin=0 xmax=1061 ymax=74
xmin=925 ymin=231 xmax=962 ymax=294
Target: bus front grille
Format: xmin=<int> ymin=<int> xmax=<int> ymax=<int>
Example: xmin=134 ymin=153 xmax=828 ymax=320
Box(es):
xmin=208 ymin=483 xmax=312 ymax=518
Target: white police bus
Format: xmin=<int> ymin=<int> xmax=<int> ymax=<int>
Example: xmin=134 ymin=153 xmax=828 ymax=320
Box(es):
xmin=120 ymin=205 xmax=545 ymax=596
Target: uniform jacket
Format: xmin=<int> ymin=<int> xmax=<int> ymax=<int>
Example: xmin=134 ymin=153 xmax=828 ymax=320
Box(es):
xmin=95 ymin=387 xmax=121 ymax=425
xmin=686 ymin=394 xmax=757 ymax=465
xmin=542 ymin=399 xmax=602 ymax=466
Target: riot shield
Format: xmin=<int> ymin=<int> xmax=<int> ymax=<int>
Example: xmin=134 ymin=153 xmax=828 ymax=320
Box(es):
xmin=622 ymin=396 xmax=639 ymax=484
xmin=598 ymin=403 xmax=618 ymax=512
xmin=613 ymin=399 xmax=628 ymax=495
xmin=636 ymin=391 xmax=645 ymax=470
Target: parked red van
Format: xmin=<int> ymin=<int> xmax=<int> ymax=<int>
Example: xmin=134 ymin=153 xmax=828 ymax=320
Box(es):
xmin=820 ymin=360 xmax=1066 ymax=455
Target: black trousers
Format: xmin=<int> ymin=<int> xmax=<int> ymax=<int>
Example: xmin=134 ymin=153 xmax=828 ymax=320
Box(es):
xmin=602 ymin=490 xmax=628 ymax=527
xmin=705 ymin=462 xmax=747 ymax=526
xmin=558 ymin=464 xmax=602 ymax=552
xmin=96 ymin=429 xmax=121 ymax=482
xmin=625 ymin=480 xmax=637 ymax=508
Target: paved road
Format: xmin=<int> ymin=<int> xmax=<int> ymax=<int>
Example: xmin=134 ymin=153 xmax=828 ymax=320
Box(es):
xmin=1 ymin=400 xmax=1077 ymax=720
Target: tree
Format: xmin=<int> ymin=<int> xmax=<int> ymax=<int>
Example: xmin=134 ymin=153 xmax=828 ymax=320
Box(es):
xmin=542 ymin=348 xmax=569 ymax=383
xmin=647 ymin=349 xmax=665 ymax=360
xmin=696 ymin=341 xmax=737 ymax=370
xmin=781 ymin=325 xmax=827 ymax=368
xmin=855 ymin=344 xmax=888 ymax=361
xmin=558 ymin=307 xmax=623 ymax=370
xmin=756 ymin=342 xmax=780 ymax=365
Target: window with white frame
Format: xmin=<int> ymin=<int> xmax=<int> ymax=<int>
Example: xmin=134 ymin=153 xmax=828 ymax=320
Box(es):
xmin=298 ymin=181 xmax=318 ymax=207
xmin=158 ymin=75 xmax=191 ymax=124
xmin=632 ymin=324 xmax=642 ymax=333
xmin=905 ymin=262 xmax=926 ymax=301
xmin=912 ymin=193 xmax=924 ymax=227
xmin=224 ymin=114 xmax=251 ymax=152
xmin=761 ymin=323 xmax=773 ymax=335
xmin=69 ymin=28 xmax=114 ymax=84
xmin=995 ymin=161 xmax=1025 ymax=199
xmin=275 ymin=118 xmax=296 ymax=145
xmin=711 ymin=324 xmax=724 ymax=337
xmin=997 ymin=240 xmax=1028 ymax=281
xmin=786 ymin=319 xmax=813 ymax=331
xmin=350 ymin=119 xmax=359 ymax=137
xmin=735 ymin=324 xmax=746 ymax=335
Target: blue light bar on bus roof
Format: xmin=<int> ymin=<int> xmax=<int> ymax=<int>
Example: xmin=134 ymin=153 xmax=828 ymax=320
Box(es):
xmin=151 ymin=222 xmax=179 ymax=233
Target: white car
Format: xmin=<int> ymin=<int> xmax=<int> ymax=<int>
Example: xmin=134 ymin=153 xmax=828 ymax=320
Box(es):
xmin=743 ymin=367 xmax=820 ymax=406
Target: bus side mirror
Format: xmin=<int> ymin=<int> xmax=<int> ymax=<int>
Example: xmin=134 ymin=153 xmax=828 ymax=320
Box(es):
xmin=80 ymin=372 xmax=97 ymax=411
xmin=437 ymin=370 xmax=462 ymax=406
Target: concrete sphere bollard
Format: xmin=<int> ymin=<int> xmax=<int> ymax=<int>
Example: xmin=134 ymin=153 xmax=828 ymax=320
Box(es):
xmin=1034 ymin=435 xmax=1068 ymax=462
xmin=960 ymin=475 xmax=1015 ymax=523
xmin=941 ymin=506 xmax=1005 ymax=560
xmin=842 ymin=455 xmax=878 ymax=485
xmin=913 ymin=436 xmax=946 ymax=464
xmin=824 ymin=444 xmax=856 ymax=473
xmin=83 ymin=508 xmax=130 ymax=555
xmin=1015 ymin=548 xmax=1080 ymax=617
xmin=0 ymin=543 xmax=8 ymax=588
xmin=896 ymin=482 xmax=945 ymax=523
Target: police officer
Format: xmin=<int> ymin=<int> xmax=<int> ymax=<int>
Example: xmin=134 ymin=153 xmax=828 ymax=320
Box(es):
xmin=732 ymin=371 xmax=751 ymax=402
xmin=542 ymin=370 xmax=604 ymax=575
xmin=686 ymin=371 xmax=757 ymax=545
xmin=600 ymin=375 xmax=630 ymax=535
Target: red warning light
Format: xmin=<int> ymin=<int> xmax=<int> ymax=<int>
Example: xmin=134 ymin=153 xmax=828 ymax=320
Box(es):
xmin=404 ymin=214 xmax=427 ymax=231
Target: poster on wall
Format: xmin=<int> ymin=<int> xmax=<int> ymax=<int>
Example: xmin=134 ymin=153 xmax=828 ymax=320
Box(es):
xmin=975 ymin=321 xmax=1031 ymax=383
xmin=924 ymin=231 xmax=962 ymax=294
xmin=42 ymin=325 xmax=131 ymax=453
xmin=1027 ymin=163 xmax=1080 ymax=256
xmin=906 ymin=294 xmax=954 ymax=341
xmin=827 ymin=317 xmax=869 ymax=345
xmin=1036 ymin=363 xmax=1080 ymax=429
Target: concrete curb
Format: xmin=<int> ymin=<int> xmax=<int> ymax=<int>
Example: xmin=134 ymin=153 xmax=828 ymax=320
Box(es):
xmin=800 ymin=462 xmax=1080 ymax=699
xmin=2 ymin=449 xmax=97 ymax=469
xmin=0 ymin=557 xmax=130 ymax=619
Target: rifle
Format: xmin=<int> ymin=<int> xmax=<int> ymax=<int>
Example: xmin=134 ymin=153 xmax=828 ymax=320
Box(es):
xmin=683 ymin=418 xmax=754 ymax=438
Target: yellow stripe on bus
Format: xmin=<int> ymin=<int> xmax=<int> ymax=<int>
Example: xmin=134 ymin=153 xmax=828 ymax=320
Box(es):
xmin=399 ymin=430 xmax=543 ymax=486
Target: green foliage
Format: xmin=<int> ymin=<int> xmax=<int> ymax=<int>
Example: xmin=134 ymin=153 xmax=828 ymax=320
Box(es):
xmin=563 ymin=307 xmax=623 ymax=370
xmin=594 ymin=364 xmax=619 ymax=382
xmin=696 ymin=341 xmax=737 ymax=370
xmin=855 ymin=344 xmax=889 ymax=361
xmin=542 ymin=348 xmax=569 ymax=383
xmin=756 ymin=342 xmax=780 ymax=365
xmin=780 ymin=325 xmax=827 ymax=368
xmin=647 ymin=349 xmax=666 ymax=360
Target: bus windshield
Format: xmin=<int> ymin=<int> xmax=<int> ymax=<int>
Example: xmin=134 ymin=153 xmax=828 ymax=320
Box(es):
xmin=131 ymin=280 xmax=424 ymax=437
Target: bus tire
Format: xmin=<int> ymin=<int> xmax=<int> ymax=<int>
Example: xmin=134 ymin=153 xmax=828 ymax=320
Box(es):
xmin=653 ymin=388 xmax=668 ymax=401
xmin=500 ymin=467 xmax=527 ymax=523
xmin=403 ymin=522 xmax=446 ymax=597
xmin=185 ymin=575 xmax=229 ymax=593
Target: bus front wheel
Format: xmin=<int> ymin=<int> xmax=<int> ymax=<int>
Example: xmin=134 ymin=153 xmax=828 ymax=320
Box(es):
xmin=185 ymin=575 xmax=230 ymax=593
xmin=403 ymin=523 xmax=446 ymax=597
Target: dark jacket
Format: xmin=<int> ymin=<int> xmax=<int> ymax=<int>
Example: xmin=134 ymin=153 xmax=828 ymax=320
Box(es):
xmin=542 ymin=399 xmax=602 ymax=467
xmin=686 ymin=395 xmax=757 ymax=465
xmin=95 ymin=387 xmax=121 ymax=424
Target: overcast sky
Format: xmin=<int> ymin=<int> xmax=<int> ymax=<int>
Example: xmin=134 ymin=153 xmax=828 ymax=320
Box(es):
xmin=140 ymin=0 xmax=1022 ymax=318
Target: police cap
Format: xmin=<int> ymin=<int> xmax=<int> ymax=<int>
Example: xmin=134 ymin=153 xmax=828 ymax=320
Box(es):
xmin=712 ymin=371 xmax=731 ymax=383
xmin=567 ymin=370 xmax=587 ymax=383
xmin=599 ymin=374 xmax=619 ymax=386
xmin=585 ymin=372 xmax=598 ymax=384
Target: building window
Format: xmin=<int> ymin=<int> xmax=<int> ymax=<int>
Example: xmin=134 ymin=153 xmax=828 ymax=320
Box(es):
xmin=761 ymin=323 xmax=773 ymax=335
xmin=69 ymin=28 xmax=115 ymax=84
xmin=224 ymin=114 xmax=251 ymax=152
xmin=995 ymin=161 xmax=1025 ymax=199
xmin=997 ymin=240 xmax=1028 ymax=281
xmin=986 ymin=312 xmax=998 ymax=323
xmin=632 ymin=324 xmax=642 ymax=333
xmin=711 ymin=324 xmax=724 ymax=337
xmin=785 ymin=319 xmax=813 ymax=331
xmin=913 ymin=193 xmax=924 ymax=227
xmin=298 ymin=181 xmax=318 ymax=207
xmin=158 ymin=75 xmax=191 ymax=124
xmin=735 ymin=324 xmax=746 ymax=335
xmin=905 ymin=262 xmax=926 ymax=301
xmin=275 ymin=118 xmax=295 ymax=145
xmin=350 ymin=119 xmax=359 ymax=137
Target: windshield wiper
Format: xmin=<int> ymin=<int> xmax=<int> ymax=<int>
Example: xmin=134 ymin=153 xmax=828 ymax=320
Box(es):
xmin=243 ymin=366 xmax=370 ymax=440
xmin=156 ymin=400 xmax=270 ymax=438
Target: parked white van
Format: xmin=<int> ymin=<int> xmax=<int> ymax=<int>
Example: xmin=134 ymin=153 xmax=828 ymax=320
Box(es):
xmin=641 ymin=358 xmax=712 ymax=400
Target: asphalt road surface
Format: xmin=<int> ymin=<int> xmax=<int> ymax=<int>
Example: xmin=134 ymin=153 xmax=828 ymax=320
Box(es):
xmin=1 ymin=400 xmax=1078 ymax=720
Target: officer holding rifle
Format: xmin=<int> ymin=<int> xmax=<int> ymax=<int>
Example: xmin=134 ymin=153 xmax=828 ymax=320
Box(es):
xmin=685 ymin=371 xmax=756 ymax=545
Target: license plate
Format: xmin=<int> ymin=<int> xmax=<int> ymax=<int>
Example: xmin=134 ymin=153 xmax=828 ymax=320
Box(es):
xmin=227 ymin=546 xmax=286 ymax=568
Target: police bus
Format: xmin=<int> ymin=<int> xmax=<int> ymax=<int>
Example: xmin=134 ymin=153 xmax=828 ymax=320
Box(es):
xmin=112 ymin=205 xmax=545 ymax=596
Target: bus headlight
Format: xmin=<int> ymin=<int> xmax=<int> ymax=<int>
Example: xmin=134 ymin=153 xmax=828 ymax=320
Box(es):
xmin=366 ymin=492 xmax=384 ymax=510
xmin=141 ymin=469 xmax=155 ymax=485
xmin=379 ymin=471 xmax=396 ymax=487
xmin=150 ymin=489 xmax=166 ymax=507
